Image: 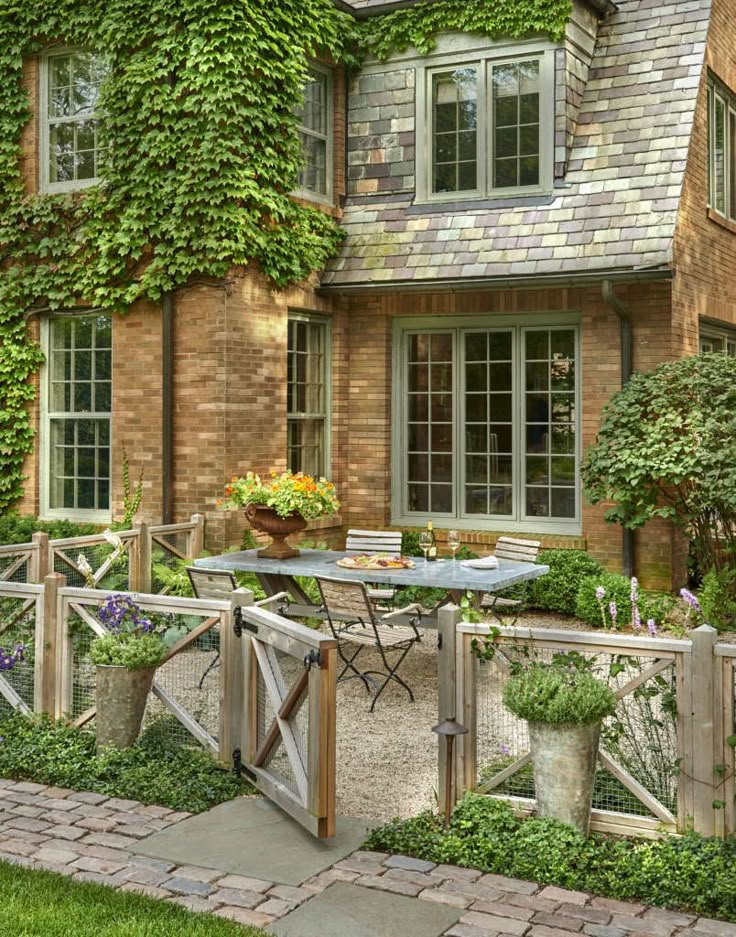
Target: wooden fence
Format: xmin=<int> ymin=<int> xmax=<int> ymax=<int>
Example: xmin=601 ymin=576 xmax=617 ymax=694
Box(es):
xmin=437 ymin=607 xmax=736 ymax=839
xmin=0 ymin=515 xmax=204 ymax=591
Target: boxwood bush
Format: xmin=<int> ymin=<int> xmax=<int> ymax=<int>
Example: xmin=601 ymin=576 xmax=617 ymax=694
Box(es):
xmin=366 ymin=794 xmax=736 ymax=920
xmin=575 ymin=572 xmax=633 ymax=628
xmin=529 ymin=550 xmax=604 ymax=614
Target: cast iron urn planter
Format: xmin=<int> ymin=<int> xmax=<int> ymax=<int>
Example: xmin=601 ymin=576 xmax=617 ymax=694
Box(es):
xmin=244 ymin=504 xmax=307 ymax=560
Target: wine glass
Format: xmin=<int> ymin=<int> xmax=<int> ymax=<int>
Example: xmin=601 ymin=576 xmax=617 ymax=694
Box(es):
xmin=448 ymin=529 xmax=460 ymax=561
xmin=419 ymin=531 xmax=432 ymax=563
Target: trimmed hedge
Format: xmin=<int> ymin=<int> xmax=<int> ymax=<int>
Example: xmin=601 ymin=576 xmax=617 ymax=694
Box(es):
xmin=529 ymin=550 xmax=604 ymax=615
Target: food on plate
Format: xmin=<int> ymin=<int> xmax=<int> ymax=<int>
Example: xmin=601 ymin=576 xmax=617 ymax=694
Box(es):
xmin=336 ymin=553 xmax=415 ymax=570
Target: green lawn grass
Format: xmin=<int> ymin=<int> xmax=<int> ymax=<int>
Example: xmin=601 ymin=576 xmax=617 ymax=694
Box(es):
xmin=0 ymin=861 xmax=268 ymax=937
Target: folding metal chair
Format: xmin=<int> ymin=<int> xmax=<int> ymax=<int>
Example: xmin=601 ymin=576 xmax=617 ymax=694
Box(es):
xmin=345 ymin=528 xmax=404 ymax=609
xmin=480 ymin=537 xmax=541 ymax=626
xmin=316 ymin=575 xmax=422 ymax=712
xmin=185 ymin=567 xmax=288 ymax=688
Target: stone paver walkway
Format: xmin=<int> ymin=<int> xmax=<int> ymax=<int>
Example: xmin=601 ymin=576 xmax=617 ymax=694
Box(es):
xmin=0 ymin=779 xmax=734 ymax=936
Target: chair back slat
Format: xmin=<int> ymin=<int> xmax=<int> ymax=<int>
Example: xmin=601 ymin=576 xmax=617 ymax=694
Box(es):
xmin=493 ymin=536 xmax=541 ymax=564
xmin=346 ymin=529 xmax=402 ymax=555
xmin=186 ymin=567 xmax=237 ymax=601
xmin=317 ymin=576 xmax=374 ymax=620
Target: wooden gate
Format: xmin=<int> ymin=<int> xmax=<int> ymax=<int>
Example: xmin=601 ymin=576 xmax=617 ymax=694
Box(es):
xmin=231 ymin=601 xmax=337 ymax=839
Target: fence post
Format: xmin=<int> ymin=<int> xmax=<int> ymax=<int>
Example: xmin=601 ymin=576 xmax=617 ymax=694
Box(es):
xmin=31 ymin=532 xmax=49 ymax=583
xmin=37 ymin=572 xmax=65 ymax=715
xmin=190 ymin=513 xmax=205 ymax=559
xmin=438 ymin=604 xmax=462 ymax=813
xmin=136 ymin=522 xmax=151 ymax=594
xmin=688 ymin=625 xmax=719 ymax=836
xmin=219 ymin=589 xmax=253 ymax=766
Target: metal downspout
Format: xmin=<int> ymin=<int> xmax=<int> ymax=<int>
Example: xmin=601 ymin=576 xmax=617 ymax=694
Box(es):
xmin=162 ymin=292 xmax=174 ymax=525
xmin=601 ymin=280 xmax=634 ymax=577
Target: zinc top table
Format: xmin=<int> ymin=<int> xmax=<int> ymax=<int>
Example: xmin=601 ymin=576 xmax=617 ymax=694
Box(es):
xmin=195 ymin=549 xmax=549 ymax=624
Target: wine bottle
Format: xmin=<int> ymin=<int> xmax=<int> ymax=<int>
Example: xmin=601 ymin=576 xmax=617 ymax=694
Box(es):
xmin=427 ymin=520 xmax=437 ymax=561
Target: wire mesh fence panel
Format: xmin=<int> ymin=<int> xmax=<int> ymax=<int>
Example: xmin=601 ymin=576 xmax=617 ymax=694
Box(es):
xmin=0 ymin=593 xmax=39 ymax=718
xmin=69 ymin=611 xmax=97 ymax=721
xmin=143 ymin=614 xmax=221 ymax=749
xmin=473 ymin=637 xmax=680 ymax=821
xmin=52 ymin=539 xmax=133 ymax=590
xmin=0 ymin=547 xmax=34 ymax=584
xmin=255 ymin=646 xmax=309 ymax=798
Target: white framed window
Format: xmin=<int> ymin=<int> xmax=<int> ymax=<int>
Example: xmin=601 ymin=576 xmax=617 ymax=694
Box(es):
xmin=40 ymin=49 xmax=107 ymax=194
xmin=707 ymin=78 xmax=736 ymax=222
xmin=41 ymin=314 xmax=112 ymax=522
xmin=391 ymin=316 xmax=581 ymax=533
xmin=700 ymin=324 xmax=736 ymax=355
xmin=416 ymin=45 xmax=555 ymax=203
xmin=287 ymin=314 xmax=331 ymax=477
xmin=295 ymin=65 xmax=333 ymax=204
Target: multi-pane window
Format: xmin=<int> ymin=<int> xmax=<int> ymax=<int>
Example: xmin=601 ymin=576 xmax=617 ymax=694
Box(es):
xmin=421 ymin=49 xmax=552 ymax=201
xmin=42 ymin=51 xmax=106 ymax=193
xmin=432 ymin=69 xmax=478 ymax=194
xmin=46 ymin=316 xmax=112 ymax=517
xmin=296 ymin=67 xmax=332 ymax=200
xmin=287 ymin=317 xmax=329 ymax=477
xmin=707 ymin=80 xmax=736 ymax=222
xmin=398 ymin=323 xmax=579 ymax=530
xmin=700 ymin=326 xmax=736 ymax=356
xmin=492 ymin=61 xmax=540 ymax=189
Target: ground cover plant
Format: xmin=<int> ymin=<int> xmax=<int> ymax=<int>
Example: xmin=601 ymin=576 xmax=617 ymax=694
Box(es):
xmin=0 ymin=714 xmax=251 ymax=813
xmin=366 ymin=794 xmax=736 ymax=920
xmin=0 ymin=861 xmax=266 ymax=937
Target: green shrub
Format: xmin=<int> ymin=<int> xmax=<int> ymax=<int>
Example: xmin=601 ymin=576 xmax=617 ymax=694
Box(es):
xmin=503 ymin=659 xmax=617 ymax=725
xmin=699 ymin=568 xmax=736 ymax=631
xmin=0 ymin=513 xmax=98 ymax=545
xmin=89 ymin=633 xmax=167 ymax=669
xmin=575 ymin=572 xmax=633 ymax=628
xmin=529 ymin=550 xmax=604 ymax=614
xmin=0 ymin=714 xmax=250 ymax=813
xmin=366 ymin=792 xmax=736 ymax=920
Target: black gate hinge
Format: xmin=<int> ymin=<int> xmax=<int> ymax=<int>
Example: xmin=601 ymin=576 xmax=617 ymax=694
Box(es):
xmin=232 ymin=748 xmax=255 ymax=782
xmin=233 ymin=606 xmax=258 ymax=638
xmin=303 ymin=649 xmax=322 ymax=670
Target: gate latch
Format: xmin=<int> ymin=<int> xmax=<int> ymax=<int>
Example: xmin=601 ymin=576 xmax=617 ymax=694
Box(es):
xmin=233 ymin=606 xmax=258 ymax=638
xmin=303 ymin=649 xmax=322 ymax=670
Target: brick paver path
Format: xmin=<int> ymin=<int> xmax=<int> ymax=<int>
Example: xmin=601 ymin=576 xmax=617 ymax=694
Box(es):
xmin=0 ymin=779 xmax=734 ymax=936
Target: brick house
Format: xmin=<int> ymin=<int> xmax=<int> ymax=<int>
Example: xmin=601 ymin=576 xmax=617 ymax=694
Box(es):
xmin=14 ymin=0 xmax=736 ymax=590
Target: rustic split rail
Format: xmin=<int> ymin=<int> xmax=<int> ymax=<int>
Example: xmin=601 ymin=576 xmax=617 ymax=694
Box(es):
xmin=437 ymin=606 xmax=736 ymax=839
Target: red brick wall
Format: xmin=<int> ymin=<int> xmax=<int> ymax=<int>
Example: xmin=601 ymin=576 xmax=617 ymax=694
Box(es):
xmin=673 ymin=0 xmax=736 ymax=339
xmin=20 ymin=57 xmax=39 ymax=195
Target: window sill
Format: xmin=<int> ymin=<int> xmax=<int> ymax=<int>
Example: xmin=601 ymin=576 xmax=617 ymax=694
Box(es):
xmin=707 ymin=207 xmax=736 ymax=235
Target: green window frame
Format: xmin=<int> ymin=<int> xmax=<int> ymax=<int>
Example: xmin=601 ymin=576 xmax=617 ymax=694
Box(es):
xmin=40 ymin=48 xmax=107 ymax=194
xmin=41 ymin=314 xmax=113 ymax=522
xmin=707 ymin=78 xmax=736 ymax=222
xmin=416 ymin=44 xmax=555 ymax=203
xmin=287 ymin=314 xmax=331 ymax=478
xmin=295 ymin=65 xmax=333 ymax=204
xmin=392 ymin=316 xmax=581 ymax=533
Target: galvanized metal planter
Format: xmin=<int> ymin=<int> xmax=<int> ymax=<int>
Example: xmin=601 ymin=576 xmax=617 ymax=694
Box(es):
xmin=95 ymin=664 xmax=156 ymax=752
xmin=528 ymin=720 xmax=601 ymax=835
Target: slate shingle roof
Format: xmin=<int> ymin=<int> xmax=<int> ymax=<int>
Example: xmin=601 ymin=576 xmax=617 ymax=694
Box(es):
xmin=322 ymin=0 xmax=711 ymax=288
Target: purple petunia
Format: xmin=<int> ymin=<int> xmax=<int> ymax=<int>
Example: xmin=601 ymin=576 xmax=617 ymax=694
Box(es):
xmin=0 ymin=643 xmax=25 ymax=672
xmin=98 ymin=594 xmax=153 ymax=635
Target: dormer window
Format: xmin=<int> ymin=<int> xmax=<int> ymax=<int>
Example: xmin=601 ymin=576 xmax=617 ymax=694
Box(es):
xmin=417 ymin=46 xmax=554 ymax=203
xmin=295 ymin=65 xmax=333 ymax=204
xmin=40 ymin=49 xmax=107 ymax=194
